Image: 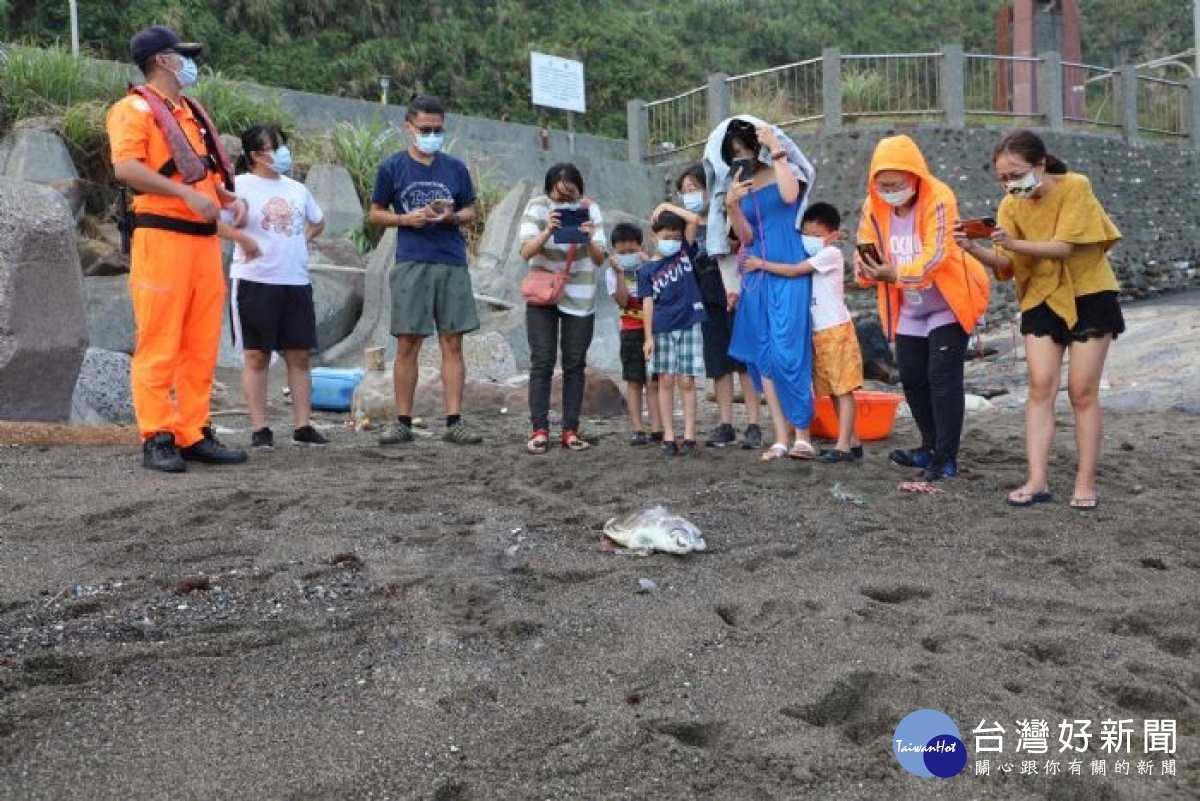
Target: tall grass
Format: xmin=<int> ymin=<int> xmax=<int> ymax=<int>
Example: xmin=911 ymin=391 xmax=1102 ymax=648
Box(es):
xmin=0 ymin=44 xmax=127 ymax=129
xmin=189 ymin=69 xmax=293 ymax=139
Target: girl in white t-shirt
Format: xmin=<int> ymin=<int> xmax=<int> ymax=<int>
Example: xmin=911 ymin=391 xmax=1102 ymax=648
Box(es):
xmin=220 ymin=124 xmax=327 ymax=448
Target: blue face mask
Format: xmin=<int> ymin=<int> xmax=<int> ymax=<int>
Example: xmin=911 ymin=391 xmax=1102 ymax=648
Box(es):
xmin=657 ymin=239 xmax=682 ymax=258
xmin=416 ymin=133 xmax=444 ymax=155
xmin=616 ymin=252 xmax=641 ymax=270
xmin=801 ymin=234 xmax=825 ymax=256
xmin=268 ymin=145 xmax=292 ymax=174
xmin=172 ymin=56 xmax=199 ymax=88
xmin=681 ymin=192 xmax=705 ymax=213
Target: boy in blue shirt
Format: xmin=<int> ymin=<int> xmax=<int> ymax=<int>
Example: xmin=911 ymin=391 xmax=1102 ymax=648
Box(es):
xmin=639 ymin=211 xmax=707 ymax=456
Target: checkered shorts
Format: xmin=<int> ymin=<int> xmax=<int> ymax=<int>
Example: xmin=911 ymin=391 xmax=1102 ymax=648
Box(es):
xmin=652 ymin=323 xmax=704 ymax=377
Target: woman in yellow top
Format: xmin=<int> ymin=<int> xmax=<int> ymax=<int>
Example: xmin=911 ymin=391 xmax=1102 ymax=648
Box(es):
xmin=955 ymin=130 xmax=1124 ymax=511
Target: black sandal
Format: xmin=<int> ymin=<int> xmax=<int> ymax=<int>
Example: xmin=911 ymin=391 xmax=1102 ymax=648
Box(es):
xmin=818 ymin=448 xmax=858 ymax=464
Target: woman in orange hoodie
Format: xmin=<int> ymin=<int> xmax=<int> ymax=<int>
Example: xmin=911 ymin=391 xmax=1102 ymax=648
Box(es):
xmin=856 ymin=135 xmax=989 ymax=480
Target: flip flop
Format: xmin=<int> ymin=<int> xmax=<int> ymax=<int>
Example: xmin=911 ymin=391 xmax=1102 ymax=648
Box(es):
xmin=1069 ymin=495 xmax=1100 ymax=511
xmin=1006 ymin=489 xmax=1053 ymax=508
xmin=787 ymin=439 xmax=816 ymax=460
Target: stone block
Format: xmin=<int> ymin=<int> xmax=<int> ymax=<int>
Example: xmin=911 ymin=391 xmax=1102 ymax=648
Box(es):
xmin=84 ymin=275 xmax=136 ymax=354
xmin=0 ymin=129 xmax=78 ymax=186
xmin=0 ymin=178 xmax=89 ymax=421
xmin=71 ymin=347 xmax=134 ymax=425
xmin=304 ymin=164 xmax=364 ymax=239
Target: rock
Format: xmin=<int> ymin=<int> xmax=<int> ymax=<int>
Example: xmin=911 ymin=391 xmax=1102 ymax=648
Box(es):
xmin=308 ymin=237 xmax=366 ymax=297
xmin=469 ymin=178 xmax=534 ymax=305
xmin=0 ymin=129 xmax=78 ymax=186
xmin=84 ymin=275 xmax=136 ymax=354
xmin=304 ymin=164 xmax=364 ymax=239
xmin=417 ymin=330 xmax=518 ymax=383
xmin=318 ymin=228 xmax=396 ymax=366
xmin=0 ymin=178 xmax=89 ymax=422
xmin=83 ymin=250 xmax=130 ymax=277
xmin=70 ymin=348 xmax=134 ymax=425
xmin=413 ymin=365 xmax=623 ymax=419
xmin=855 ymin=319 xmax=898 ymax=384
xmin=50 ymin=177 xmax=91 ymax=221
xmin=312 ymin=271 xmax=363 ymax=352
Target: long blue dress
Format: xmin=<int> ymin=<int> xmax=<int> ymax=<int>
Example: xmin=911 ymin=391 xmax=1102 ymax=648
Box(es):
xmin=727 ymin=182 xmax=814 ymax=428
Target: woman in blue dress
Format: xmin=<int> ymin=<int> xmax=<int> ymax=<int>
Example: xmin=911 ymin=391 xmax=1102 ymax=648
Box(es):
xmin=723 ymin=119 xmax=817 ymax=460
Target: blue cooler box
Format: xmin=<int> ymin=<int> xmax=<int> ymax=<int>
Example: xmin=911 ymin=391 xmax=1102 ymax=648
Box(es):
xmin=310 ymin=367 xmax=364 ymax=411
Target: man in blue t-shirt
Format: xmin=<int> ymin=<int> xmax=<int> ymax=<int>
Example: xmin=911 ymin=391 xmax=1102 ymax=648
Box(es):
xmin=369 ymin=94 xmax=482 ymax=446
xmin=637 ymin=211 xmax=707 ymax=456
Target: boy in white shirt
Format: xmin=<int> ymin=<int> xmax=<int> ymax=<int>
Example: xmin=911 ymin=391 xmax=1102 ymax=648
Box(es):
xmin=740 ymin=202 xmax=863 ymax=461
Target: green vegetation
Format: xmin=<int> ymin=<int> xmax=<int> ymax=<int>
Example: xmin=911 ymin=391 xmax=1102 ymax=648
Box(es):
xmin=2 ymin=0 xmax=1192 ymax=138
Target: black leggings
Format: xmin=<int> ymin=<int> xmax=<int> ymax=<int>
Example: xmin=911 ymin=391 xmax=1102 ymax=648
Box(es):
xmin=895 ymin=324 xmax=969 ymax=462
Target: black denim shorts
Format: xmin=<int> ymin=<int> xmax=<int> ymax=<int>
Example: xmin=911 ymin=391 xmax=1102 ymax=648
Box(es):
xmin=1020 ymin=291 xmax=1125 ymax=345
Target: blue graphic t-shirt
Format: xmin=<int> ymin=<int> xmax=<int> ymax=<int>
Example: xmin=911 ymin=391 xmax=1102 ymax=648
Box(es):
xmin=636 ymin=242 xmax=707 ymax=335
xmin=371 ymin=151 xmax=476 ymax=266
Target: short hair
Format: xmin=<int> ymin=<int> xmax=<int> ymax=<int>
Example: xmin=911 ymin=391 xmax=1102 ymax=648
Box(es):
xmin=543 ymin=162 xmax=584 ymax=196
xmin=610 ymin=222 xmax=643 ymax=246
xmin=652 ymin=211 xmax=687 ymax=233
xmin=406 ymin=94 xmax=445 ymax=121
xmin=801 ymin=202 xmax=841 ymax=231
xmin=675 ymin=163 xmax=706 ymax=192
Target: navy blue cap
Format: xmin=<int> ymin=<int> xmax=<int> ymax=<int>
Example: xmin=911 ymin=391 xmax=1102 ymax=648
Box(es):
xmin=130 ymin=26 xmax=203 ymax=65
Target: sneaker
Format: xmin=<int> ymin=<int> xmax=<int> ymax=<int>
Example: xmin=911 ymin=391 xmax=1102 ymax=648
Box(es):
xmin=740 ymin=423 xmax=763 ymax=450
xmin=629 ymin=431 xmax=649 ymax=446
xmin=889 ymin=447 xmax=934 ymax=469
xmin=443 ymin=420 xmax=483 ymax=445
xmin=650 ymin=431 xmax=665 ymax=444
xmin=680 ymin=439 xmax=698 ymax=456
xmin=292 ymin=425 xmax=329 ymax=446
xmin=181 ymin=427 xmax=248 ymax=465
xmin=250 ymin=427 xmax=275 ymax=449
xmin=922 ymin=457 xmax=958 ymax=481
xmin=705 ymin=423 xmax=737 ymax=448
xmin=562 ymin=430 xmax=591 ymax=451
xmin=142 ymin=432 xmax=186 ymax=473
xmin=661 ymin=440 xmax=679 ymax=457
xmin=378 ymin=420 xmax=414 ymax=446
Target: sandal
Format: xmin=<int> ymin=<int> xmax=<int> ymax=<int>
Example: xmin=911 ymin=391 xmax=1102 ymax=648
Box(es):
xmin=526 ymin=429 xmax=549 ymax=455
xmin=761 ymin=442 xmax=788 ymax=461
xmin=788 ymin=439 xmax=816 ymax=460
xmin=1069 ymin=495 xmax=1100 ymax=511
xmin=562 ymin=430 xmax=591 ymax=451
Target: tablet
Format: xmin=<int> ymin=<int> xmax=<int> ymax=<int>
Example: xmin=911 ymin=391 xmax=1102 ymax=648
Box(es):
xmin=552 ymin=206 xmax=591 ymax=245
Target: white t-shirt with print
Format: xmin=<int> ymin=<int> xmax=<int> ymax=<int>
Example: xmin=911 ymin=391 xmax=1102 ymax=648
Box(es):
xmin=809 ymin=245 xmax=852 ymax=332
xmin=230 ymin=173 xmax=324 ymax=286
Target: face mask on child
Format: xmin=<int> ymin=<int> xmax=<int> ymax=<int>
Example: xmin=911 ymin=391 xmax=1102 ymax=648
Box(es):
xmin=801 ymin=235 xmax=825 ymax=255
xmin=615 ymin=252 xmax=641 ymax=270
xmin=656 ymin=239 xmax=682 ymax=258
xmin=681 ymin=192 xmax=704 ymax=213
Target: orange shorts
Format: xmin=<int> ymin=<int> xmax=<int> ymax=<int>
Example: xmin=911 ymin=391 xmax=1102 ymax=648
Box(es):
xmin=812 ymin=320 xmax=863 ymax=397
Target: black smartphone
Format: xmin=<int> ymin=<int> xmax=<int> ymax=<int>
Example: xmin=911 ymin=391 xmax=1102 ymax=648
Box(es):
xmin=856 ymin=242 xmax=882 ymax=264
xmin=731 ymin=157 xmax=755 ymax=182
xmin=552 ymin=206 xmax=590 ymax=245
xmin=960 ymin=217 xmax=997 ymax=239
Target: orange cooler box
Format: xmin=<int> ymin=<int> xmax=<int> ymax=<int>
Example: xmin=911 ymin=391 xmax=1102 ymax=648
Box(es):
xmin=811 ymin=390 xmax=903 ymax=441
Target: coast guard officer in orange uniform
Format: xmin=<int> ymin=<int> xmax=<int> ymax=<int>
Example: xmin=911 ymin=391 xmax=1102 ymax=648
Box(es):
xmin=106 ymin=26 xmax=249 ymax=472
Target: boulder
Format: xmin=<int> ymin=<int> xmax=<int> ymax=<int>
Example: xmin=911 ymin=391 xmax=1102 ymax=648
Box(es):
xmin=0 ymin=129 xmax=78 ymax=186
xmin=469 ymin=178 xmax=534 ymax=304
xmin=0 ymin=178 xmax=89 ymax=421
xmin=318 ymin=228 xmax=396 ymax=366
xmin=416 ymin=329 xmax=518 ymax=383
xmin=84 ymin=275 xmax=136 ymax=354
xmin=304 ymin=164 xmax=364 ymax=239
xmin=412 ymin=365 xmax=623 ymax=419
xmin=312 ymin=271 xmax=363 ymax=352
xmin=70 ymin=348 xmax=134 ymax=425
xmin=855 ymin=318 xmax=899 ymax=384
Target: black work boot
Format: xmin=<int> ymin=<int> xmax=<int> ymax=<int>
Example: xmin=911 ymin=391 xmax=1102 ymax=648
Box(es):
xmin=143 ymin=432 xmax=186 ymax=473
xmin=180 ymin=426 xmax=248 ymax=465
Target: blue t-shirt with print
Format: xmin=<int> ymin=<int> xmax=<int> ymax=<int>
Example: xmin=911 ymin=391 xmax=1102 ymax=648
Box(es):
xmin=371 ymin=151 xmax=476 ymax=266
xmin=636 ymin=242 xmax=708 ymax=335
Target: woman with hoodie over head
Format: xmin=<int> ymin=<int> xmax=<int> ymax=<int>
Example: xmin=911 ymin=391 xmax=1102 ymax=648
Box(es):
xmin=855 ymin=134 xmax=990 ymax=481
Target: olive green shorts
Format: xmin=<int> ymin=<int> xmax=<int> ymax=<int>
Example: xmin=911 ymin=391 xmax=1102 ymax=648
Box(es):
xmin=388 ymin=261 xmax=480 ymax=337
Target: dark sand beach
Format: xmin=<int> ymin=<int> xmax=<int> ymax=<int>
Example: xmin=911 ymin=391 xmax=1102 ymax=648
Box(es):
xmin=1 ymin=295 xmax=1198 ymax=799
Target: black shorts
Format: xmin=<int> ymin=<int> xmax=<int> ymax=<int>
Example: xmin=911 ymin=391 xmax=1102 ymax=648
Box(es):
xmin=1020 ymin=291 xmax=1125 ymax=345
xmin=619 ymin=328 xmax=652 ymax=384
xmin=233 ymin=279 xmax=318 ymax=352
xmin=701 ymin=302 xmax=744 ymax=379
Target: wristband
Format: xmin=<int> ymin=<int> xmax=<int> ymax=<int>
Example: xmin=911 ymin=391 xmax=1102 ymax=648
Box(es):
xmin=770 ymin=151 xmax=787 ymax=161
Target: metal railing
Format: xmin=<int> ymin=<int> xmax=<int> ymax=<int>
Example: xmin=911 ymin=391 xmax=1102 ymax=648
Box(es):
xmin=1136 ymin=74 xmax=1189 ymax=139
xmin=840 ymin=53 xmax=942 ymax=119
xmin=644 ymin=85 xmax=708 ymax=161
xmin=726 ymin=57 xmax=823 ymax=128
xmin=964 ymin=54 xmax=1042 ymax=120
xmin=1062 ymin=61 xmax=1121 ymax=130
xmin=630 ymin=47 xmax=1199 ymax=163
